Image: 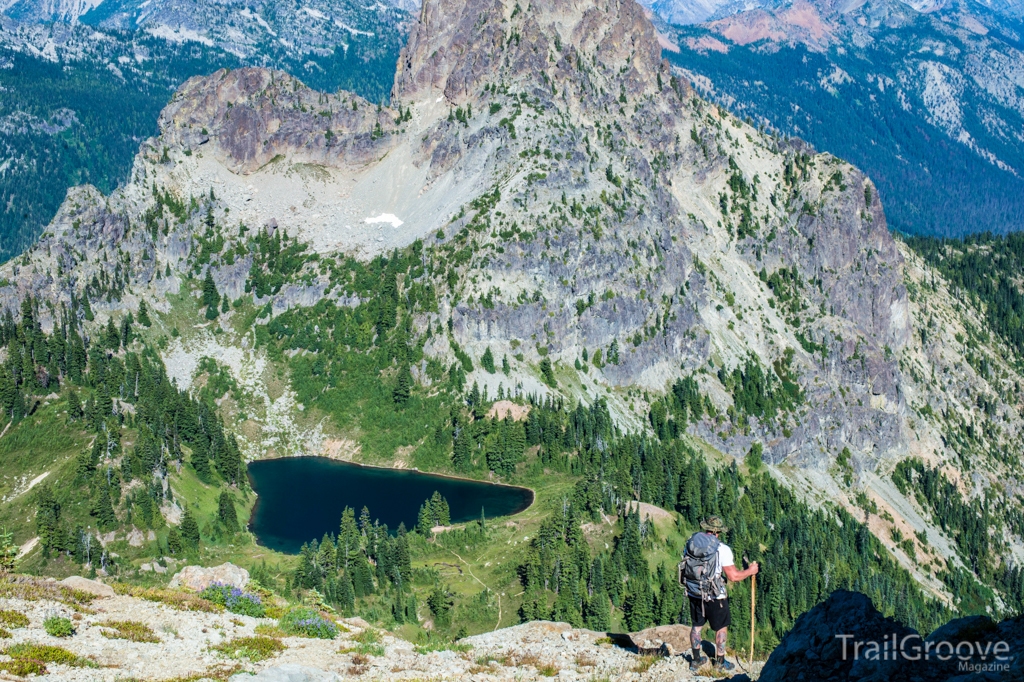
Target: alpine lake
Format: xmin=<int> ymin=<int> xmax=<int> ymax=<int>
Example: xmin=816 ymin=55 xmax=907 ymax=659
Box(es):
xmin=246 ymin=457 xmax=535 ymax=553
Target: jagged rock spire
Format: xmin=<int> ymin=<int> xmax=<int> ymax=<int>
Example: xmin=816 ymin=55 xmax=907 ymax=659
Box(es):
xmin=392 ymin=0 xmax=664 ymax=104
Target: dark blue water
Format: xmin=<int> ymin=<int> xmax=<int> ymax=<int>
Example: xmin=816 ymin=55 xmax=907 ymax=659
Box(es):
xmin=246 ymin=457 xmax=534 ymax=553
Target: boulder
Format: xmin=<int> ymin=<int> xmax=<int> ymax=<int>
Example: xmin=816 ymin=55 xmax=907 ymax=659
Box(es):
xmin=60 ymin=576 xmax=115 ymax=598
xmin=630 ymin=624 xmax=692 ymax=655
xmin=169 ymin=562 xmax=249 ymax=592
xmin=761 ymin=590 xmax=1024 ymax=681
xmin=760 ymin=590 xmax=913 ymax=682
xmin=230 ymin=664 xmax=341 ymax=682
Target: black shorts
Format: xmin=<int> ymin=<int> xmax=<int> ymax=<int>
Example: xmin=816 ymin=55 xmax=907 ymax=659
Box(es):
xmin=689 ymin=596 xmax=730 ymax=631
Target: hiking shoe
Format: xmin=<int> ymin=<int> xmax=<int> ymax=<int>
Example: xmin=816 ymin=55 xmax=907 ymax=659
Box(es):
xmin=714 ymin=656 xmax=735 ymax=672
xmin=689 ymin=653 xmax=708 ymax=671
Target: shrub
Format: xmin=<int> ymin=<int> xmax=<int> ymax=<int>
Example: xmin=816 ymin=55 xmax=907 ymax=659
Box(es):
xmin=254 ymin=624 xmax=288 ymax=638
xmin=0 ymin=658 xmax=46 ymax=676
xmin=98 ymin=620 xmax=160 ymax=643
xmin=199 ymin=583 xmax=265 ymax=618
xmin=213 ymin=635 xmax=285 ymax=662
xmin=3 ymin=643 xmax=95 ymax=670
xmin=0 ymin=610 xmax=28 ymax=629
xmin=111 ymin=583 xmax=222 ymax=612
xmin=352 ymin=628 xmax=386 ymax=656
xmin=279 ymin=607 xmax=338 ymax=639
xmin=43 ymin=615 xmax=74 ymax=638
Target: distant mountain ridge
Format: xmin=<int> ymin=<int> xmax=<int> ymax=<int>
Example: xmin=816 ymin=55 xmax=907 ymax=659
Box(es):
xmin=0 ymin=0 xmax=406 ymax=262
xmin=649 ymin=0 xmax=1024 ymax=236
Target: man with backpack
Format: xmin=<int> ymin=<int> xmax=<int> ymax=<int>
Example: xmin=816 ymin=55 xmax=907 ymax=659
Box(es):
xmin=680 ymin=516 xmax=759 ymax=672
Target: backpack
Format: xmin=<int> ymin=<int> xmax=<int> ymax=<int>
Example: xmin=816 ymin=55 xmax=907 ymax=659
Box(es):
xmin=678 ymin=532 xmax=724 ymax=600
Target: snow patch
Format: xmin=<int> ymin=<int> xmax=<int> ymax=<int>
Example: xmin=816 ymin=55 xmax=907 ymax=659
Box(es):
xmin=364 ymin=213 xmax=404 ymax=227
xmin=145 ymin=24 xmax=214 ymax=46
xmin=239 ymin=8 xmax=277 ymax=35
xmin=334 ymin=19 xmax=374 ymax=36
xmin=302 ymin=6 xmax=328 ymax=20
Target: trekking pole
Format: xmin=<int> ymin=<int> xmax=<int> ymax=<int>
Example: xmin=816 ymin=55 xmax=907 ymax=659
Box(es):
xmin=749 ymin=571 xmax=756 ymax=665
xmin=744 ymin=553 xmax=755 ymax=665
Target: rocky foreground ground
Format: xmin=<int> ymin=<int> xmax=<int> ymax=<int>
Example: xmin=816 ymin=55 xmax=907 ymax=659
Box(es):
xmin=1 ymin=571 xmax=1021 ymax=681
xmin=0 ymin=573 xmax=759 ymax=682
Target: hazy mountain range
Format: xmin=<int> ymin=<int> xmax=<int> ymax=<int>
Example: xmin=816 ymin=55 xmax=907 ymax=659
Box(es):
xmin=650 ymin=0 xmax=1024 ymax=236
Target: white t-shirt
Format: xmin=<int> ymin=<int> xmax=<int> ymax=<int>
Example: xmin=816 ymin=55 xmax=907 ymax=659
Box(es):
xmin=714 ymin=543 xmax=735 ymax=600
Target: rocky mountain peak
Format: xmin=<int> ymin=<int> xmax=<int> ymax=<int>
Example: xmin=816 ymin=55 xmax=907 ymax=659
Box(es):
xmin=160 ymin=68 xmax=392 ymax=175
xmin=392 ymin=0 xmax=664 ymax=106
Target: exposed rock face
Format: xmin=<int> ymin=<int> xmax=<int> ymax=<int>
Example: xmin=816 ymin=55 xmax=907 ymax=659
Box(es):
xmin=760 ymin=590 xmax=912 ymax=682
xmin=169 ymin=562 xmax=250 ymax=591
xmin=60 ymin=575 xmax=116 ymax=598
xmin=760 ymin=590 xmax=1024 ymax=682
xmin=162 ymin=69 xmax=396 ymax=175
xmin=392 ymin=0 xmax=662 ymax=104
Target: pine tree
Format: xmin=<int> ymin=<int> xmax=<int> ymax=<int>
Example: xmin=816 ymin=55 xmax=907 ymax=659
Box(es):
xmin=202 ymin=270 xmax=219 ymax=308
xmin=338 ymin=570 xmax=356 ymax=614
xmin=585 ymin=590 xmax=611 ymax=630
xmin=137 ymin=300 xmax=151 ymax=327
xmin=191 ymin=446 xmax=212 ymax=481
xmin=427 ymin=585 xmax=454 ymax=628
xmin=167 ymin=526 xmax=183 ymax=555
xmin=179 ymin=506 xmax=201 ymax=551
xmin=105 ymin=317 xmax=120 ymax=349
xmin=417 ymin=502 xmax=432 ymax=535
xmin=393 ymin=364 xmax=412 ymax=406
xmin=66 ymin=390 xmax=82 ymax=420
xmin=217 ymin=490 xmax=239 ymax=532
xmin=540 ymin=358 xmax=556 ymax=387
xmin=502 ymin=354 xmax=510 ymax=375
xmin=623 ymin=578 xmax=654 ymax=631
xmin=452 ymin=413 xmax=471 ymax=471
xmin=91 ymin=482 xmax=117 ymax=531
xmin=481 ymin=347 xmax=496 ymax=373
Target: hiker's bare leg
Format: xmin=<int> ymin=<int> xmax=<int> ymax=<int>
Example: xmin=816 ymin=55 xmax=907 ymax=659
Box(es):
xmin=690 ymin=623 xmax=702 ymax=652
xmin=715 ymin=628 xmax=727 ymax=658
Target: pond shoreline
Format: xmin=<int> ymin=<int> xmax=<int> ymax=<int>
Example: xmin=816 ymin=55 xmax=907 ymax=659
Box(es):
xmin=245 ymin=456 xmax=535 ymax=553
xmin=248 ymin=454 xmax=536 ymax=503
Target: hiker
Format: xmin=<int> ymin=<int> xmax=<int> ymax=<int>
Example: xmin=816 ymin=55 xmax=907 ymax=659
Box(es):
xmin=680 ymin=515 xmax=758 ymax=672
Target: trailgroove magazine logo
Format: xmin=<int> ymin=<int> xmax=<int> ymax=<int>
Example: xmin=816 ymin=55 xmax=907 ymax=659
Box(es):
xmin=836 ymin=633 xmax=1012 ymax=672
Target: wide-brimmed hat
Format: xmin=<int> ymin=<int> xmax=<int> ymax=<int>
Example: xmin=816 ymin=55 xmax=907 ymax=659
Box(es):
xmin=700 ymin=516 xmax=729 ymax=533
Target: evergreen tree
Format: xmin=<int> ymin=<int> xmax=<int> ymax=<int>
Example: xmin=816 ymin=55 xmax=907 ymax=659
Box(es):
xmin=202 ymin=270 xmax=219 ymax=308
xmin=66 ymin=390 xmax=82 ymax=420
xmin=417 ymin=502 xmax=433 ymax=535
xmin=452 ymin=412 xmax=471 ymax=471
xmin=393 ymin=363 xmax=412 ymax=406
xmin=191 ymin=445 xmax=212 ymax=481
xmin=179 ymin=506 xmax=201 ymax=551
xmin=338 ymin=570 xmax=356 ymax=615
xmin=623 ymin=578 xmax=654 ymax=631
xmin=167 ymin=526 xmax=183 ymax=555
xmin=91 ymin=481 xmax=117 ymax=531
xmin=481 ymin=347 xmax=496 ymax=373
xmin=427 ymin=585 xmax=454 ymax=628
xmin=105 ymin=317 xmax=120 ymax=349
xmin=137 ymin=300 xmax=151 ymax=327
xmin=585 ymin=590 xmax=612 ymax=630
xmin=217 ymin=490 xmax=239 ymax=532
xmin=540 ymin=358 xmax=556 ymax=387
